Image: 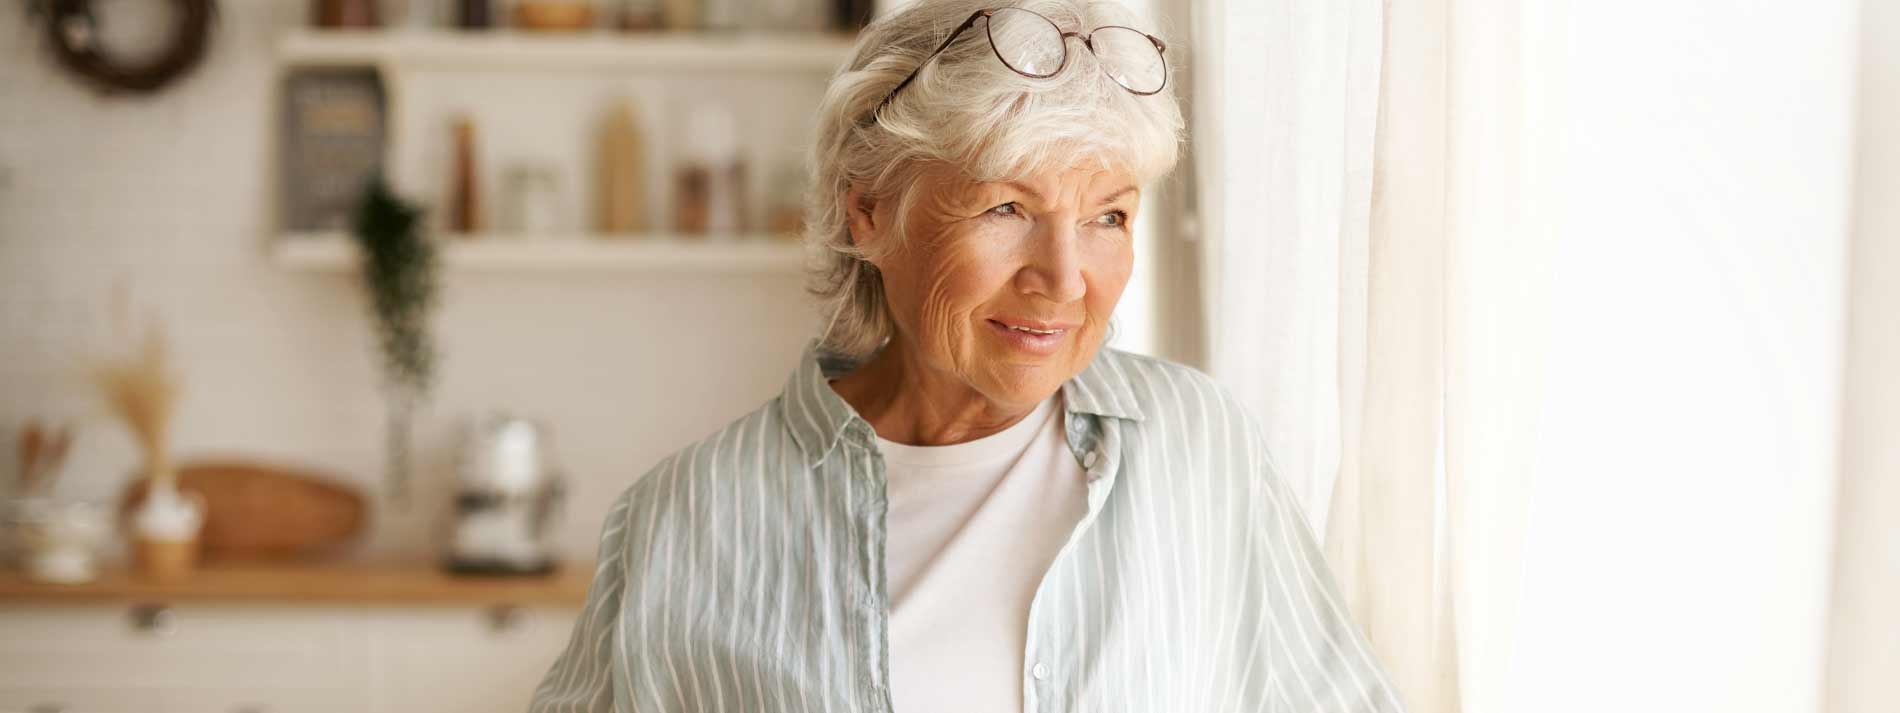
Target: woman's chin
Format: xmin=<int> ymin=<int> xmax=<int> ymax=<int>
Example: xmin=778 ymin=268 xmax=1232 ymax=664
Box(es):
xmin=971 ymin=360 xmax=1069 ymax=405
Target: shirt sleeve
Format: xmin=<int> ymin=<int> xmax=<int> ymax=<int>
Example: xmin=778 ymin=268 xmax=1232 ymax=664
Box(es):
xmin=528 ymin=487 xmax=636 ymax=713
xmin=1245 ymin=420 xmax=1409 ymax=713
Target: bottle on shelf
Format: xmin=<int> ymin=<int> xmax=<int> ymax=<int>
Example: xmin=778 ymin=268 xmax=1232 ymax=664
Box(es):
xmin=515 ymin=1 xmax=600 ymax=31
xmin=456 ymin=0 xmax=495 ymax=29
xmin=450 ymin=115 xmax=484 ymax=234
xmin=312 ymin=0 xmax=379 ymax=28
xmin=596 ymin=100 xmax=649 ymax=235
xmin=830 ymin=0 xmax=873 ymax=32
xmin=615 ymin=0 xmax=665 ymax=30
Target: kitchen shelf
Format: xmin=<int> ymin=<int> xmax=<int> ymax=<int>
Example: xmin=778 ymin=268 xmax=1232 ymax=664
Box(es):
xmin=278 ymin=28 xmax=858 ymax=72
xmin=272 ymin=232 xmax=808 ymax=273
xmin=0 ymin=559 xmax=593 ymax=607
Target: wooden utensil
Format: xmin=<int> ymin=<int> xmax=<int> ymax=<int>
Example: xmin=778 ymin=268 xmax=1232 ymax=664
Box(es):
xmin=15 ymin=422 xmax=42 ymax=493
xmin=38 ymin=427 xmax=71 ymax=495
xmin=14 ymin=421 xmax=73 ymax=496
xmin=120 ymin=460 xmax=367 ymax=561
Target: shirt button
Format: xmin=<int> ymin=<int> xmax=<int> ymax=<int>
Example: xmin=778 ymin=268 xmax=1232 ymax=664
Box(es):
xmin=1031 ymin=662 xmax=1049 ymax=680
xmin=1081 ymin=450 xmax=1099 ymax=469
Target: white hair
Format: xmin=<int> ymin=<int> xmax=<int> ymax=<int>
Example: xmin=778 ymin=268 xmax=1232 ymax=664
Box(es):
xmin=802 ymin=0 xmax=1186 ymax=362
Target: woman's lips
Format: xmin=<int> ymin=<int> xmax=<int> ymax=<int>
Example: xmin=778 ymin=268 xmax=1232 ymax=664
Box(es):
xmin=986 ymin=318 xmax=1072 ymax=356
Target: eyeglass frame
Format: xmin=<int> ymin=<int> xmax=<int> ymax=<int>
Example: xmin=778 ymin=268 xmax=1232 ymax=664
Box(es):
xmin=870 ymin=7 xmax=1170 ymax=119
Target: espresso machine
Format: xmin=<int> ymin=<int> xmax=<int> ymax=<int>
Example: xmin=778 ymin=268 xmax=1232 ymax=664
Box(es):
xmin=444 ymin=413 xmax=566 ymax=575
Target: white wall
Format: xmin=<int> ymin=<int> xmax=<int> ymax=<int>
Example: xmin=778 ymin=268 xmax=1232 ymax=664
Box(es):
xmin=0 ymin=1 xmax=819 ymax=560
xmin=1502 ymin=1 xmax=1857 ymax=711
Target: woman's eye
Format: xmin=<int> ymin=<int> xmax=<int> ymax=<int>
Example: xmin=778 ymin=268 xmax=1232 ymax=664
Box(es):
xmin=986 ymin=202 xmax=1021 ymax=217
xmin=1095 ymin=210 xmax=1130 ymax=228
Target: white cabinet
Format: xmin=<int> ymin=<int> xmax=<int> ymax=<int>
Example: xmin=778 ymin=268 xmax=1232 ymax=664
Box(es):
xmin=365 ymin=608 xmax=575 ymax=713
xmin=0 ymin=605 xmax=580 ymax=713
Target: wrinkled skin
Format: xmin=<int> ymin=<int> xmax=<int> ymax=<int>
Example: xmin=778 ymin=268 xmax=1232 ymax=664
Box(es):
xmin=828 ymin=161 xmax=1141 ymax=445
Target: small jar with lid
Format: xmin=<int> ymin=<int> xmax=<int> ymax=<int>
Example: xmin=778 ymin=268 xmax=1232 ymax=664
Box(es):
xmin=502 ymin=163 xmax=565 ymax=236
xmin=674 ymin=103 xmax=747 ymax=238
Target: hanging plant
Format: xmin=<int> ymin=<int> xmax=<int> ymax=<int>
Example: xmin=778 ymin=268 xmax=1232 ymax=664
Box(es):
xmin=349 ymin=173 xmax=438 ymax=508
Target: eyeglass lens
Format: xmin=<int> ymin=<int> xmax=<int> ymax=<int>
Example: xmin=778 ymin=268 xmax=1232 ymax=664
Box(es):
xmin=1090 ymin=26 xmax=1166 ymax=94
xmin=987 ymin=8 xmax=1065 ymax=77
xmin=983 ymin=8 xmax=1165 ymax=94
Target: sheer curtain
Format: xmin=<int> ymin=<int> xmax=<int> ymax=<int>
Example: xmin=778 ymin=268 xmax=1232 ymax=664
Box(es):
xmin=1192 ymin=1 xmax=1550 ymax=711
xmin=1827 ymin=0 xmax=1900 ymax=708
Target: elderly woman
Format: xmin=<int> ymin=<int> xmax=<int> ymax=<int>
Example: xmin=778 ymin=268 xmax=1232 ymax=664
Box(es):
xmin=530 ymin=0 xmax=1401 ymax=711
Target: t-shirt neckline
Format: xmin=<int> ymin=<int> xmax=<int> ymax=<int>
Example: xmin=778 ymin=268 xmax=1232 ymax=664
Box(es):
xmin=872 ymin=392 xmax=1061 ymax=468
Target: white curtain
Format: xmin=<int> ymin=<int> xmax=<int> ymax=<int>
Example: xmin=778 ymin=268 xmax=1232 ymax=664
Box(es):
xmin=1827 ymin=0 xmax=1900 ymax=709
xmin=1320 ymin=0 xmax=1455 ymax=708
xmin=1198 ymin=0 xmax=1883 ymax=711
xmin=1191 ymin=0 xmax=1381 ymax=541
xmin=1194 ymin=1 xmax=1550 ymax=711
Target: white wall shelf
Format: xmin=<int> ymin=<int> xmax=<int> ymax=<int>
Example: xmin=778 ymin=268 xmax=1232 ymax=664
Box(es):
xmin=278 ymin=29 xmax=858 ymax=72
xmin=274 ymin=232 xmax=807 ymax=273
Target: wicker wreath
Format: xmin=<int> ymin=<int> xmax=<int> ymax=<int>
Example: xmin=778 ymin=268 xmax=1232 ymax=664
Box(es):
xmin=31 ymin=0 xmax=218 ymax=95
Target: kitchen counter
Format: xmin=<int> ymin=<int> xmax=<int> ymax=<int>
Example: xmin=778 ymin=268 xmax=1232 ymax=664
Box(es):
xmin=0 ymin=559 xmax=594 ymax=607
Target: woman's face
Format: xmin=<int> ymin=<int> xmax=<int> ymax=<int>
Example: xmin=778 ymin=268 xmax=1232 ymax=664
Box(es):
xmin=851 ymin=162 xmax=1140 ymax=410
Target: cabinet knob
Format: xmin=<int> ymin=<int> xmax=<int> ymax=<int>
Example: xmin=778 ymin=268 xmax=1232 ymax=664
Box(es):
xmin=486 ymin=604 xmax=529 ymax=634
xmin=129 ymin=603 xmax=177 ymax=636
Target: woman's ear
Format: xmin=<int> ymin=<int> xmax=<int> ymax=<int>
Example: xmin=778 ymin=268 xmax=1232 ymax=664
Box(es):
xmin=844 ymin=185 xmax=881 ymax=252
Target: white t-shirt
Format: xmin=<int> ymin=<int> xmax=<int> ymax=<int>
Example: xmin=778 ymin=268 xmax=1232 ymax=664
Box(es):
xmin=875 ymin=391 xmax=1088 ymax=713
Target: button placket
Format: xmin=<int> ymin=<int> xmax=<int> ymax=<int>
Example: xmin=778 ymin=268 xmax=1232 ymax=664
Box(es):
xmin=857 ymin=433 xmax=896 ymax=713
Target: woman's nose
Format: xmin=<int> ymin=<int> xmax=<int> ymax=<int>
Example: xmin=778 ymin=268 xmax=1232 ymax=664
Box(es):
xmin=1014 ymin=223 xmax=1087 ymax=303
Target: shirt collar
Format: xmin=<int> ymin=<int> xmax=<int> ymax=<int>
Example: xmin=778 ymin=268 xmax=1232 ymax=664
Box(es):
xmin=778 ymin=337 xmax=1146 ymax=467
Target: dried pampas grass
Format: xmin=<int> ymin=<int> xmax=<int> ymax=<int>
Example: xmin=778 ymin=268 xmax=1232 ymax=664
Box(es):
xmin=88 ymin=294 xmax=181 ymax=491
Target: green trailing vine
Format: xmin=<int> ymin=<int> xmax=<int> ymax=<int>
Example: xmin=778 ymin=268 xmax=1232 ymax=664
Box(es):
xmin=349 ymin=173 xmax=438 ymax=507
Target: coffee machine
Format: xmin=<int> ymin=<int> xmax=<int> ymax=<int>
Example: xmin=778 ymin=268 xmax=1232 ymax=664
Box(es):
xmin=444 ymin=413 xmax=565 ymax=575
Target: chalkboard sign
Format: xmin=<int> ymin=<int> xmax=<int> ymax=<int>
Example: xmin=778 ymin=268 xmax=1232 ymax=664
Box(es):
xmin=280 ymin=68 xmax=386 ymax=232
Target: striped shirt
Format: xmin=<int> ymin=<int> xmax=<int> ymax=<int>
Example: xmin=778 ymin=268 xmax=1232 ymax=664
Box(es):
xmin=529 ymin=337 xmax=1405 ymax=713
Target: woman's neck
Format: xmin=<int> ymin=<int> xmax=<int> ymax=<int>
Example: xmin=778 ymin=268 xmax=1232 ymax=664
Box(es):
xmin=827 ymin=338 xmax=1043 ymax=446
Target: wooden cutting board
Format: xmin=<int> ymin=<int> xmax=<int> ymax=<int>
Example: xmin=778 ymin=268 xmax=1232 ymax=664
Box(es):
xmin=120 ymin=460 xmax=368 ymax=561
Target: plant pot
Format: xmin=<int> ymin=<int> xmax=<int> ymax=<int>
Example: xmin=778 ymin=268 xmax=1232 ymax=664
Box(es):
xmin=127 ymin=479 xmax=206 ymax=582
xmin=133 ymin=534 xmax=201 ymax=582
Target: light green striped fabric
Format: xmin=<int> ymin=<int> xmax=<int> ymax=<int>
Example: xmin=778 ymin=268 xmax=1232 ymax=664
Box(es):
xmin=529 ymin=338 xmax=1404 ymax=713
